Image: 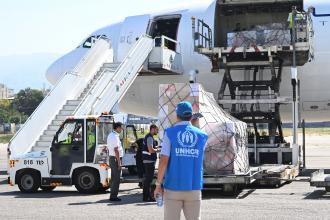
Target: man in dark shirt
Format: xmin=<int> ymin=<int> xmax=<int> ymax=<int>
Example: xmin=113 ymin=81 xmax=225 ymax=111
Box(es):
xmin=142 ymin=124 xmax=160 ymax=202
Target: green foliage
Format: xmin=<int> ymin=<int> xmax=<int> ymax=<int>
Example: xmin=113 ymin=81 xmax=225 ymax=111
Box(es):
xmin=11 ymin=88 xmax=44 ymax=116
xmin=0 ymin=99 xmax=11 ymax=108
xmin=0 ymin=134 xmax=13 ymax=143
xmin=0 ymin=105 xmax=24 ymax=124
xmin=0 ymin=92 xmax=31 ymax=124
xmin=10 ymin=116 xmax=21 ymax=124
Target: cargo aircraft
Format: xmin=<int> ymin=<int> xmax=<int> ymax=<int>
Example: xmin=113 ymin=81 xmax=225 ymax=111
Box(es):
xmin=46 ymin=0 xmax=330 ymax=122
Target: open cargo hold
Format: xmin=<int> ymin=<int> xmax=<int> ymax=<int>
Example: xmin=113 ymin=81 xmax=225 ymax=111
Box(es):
xmin=214 ymin=0 xmax=304 ymax=48
xmin=158 ymin=83 xmax=249 ymax=175
xmin=195 ymin=0 xmax=311 ymax=67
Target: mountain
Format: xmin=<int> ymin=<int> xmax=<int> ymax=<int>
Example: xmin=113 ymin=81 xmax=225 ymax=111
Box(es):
xmin=0 ymin=53 xmax=61 ymax=92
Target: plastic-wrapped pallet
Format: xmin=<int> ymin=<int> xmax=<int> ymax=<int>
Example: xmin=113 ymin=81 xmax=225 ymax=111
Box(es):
xmin=227 ymin=31 xmax=257 ymax=48
xmin=227 ymin=22 xmax=291 ymax=47
xmin=158 ymin=83 xmax=250 ymax=175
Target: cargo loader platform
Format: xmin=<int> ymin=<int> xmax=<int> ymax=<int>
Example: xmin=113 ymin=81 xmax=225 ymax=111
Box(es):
xmin=199 ymin=42 xmax=311 ymax=67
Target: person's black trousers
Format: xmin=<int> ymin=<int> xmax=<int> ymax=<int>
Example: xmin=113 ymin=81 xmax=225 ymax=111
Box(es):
xmin=109 ymin=156 xmax=121 ymax=199
xmin=143 ymin=162 xmax=155 ymax=200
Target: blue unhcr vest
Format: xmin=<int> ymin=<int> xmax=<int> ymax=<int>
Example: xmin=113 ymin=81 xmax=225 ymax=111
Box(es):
xmin=163 ymin=123 xmax=208 ymax=191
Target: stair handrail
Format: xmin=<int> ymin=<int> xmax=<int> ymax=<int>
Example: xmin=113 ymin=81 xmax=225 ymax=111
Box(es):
xmin=91 ymin=35 xmax=153 ymax=113
xmin=154 ymin=35 xmax=181 ymax=53
xmin=8 ymin=36 xmax=110 ymax=153
xmin=73 ymin=34 xmax=152 ymax=115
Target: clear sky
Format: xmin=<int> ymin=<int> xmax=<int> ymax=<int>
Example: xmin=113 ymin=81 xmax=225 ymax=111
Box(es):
xmin=0 ymin=0 xmax=208 ymax=56
xmin=0 ymin=0 xmax=323 ymax=56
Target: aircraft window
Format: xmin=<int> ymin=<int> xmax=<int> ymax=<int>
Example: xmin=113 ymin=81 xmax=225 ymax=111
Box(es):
xmin=83 ymin=36 xmax=93 ymax=48
xmin=82 ymin=35 xmax=107 ymax=48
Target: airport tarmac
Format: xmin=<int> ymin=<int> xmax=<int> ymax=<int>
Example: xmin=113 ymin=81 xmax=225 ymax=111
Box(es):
xmin=0 ymin=136 xmax=329 ymax=220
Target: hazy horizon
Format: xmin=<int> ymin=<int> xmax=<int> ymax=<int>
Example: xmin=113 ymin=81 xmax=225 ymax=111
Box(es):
xmin=0 ymin=53 xmax=61 ymax=92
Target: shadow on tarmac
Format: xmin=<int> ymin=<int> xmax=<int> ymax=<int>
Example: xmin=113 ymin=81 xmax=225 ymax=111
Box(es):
xmin=68 ymin=192 xmax=157 ymax=206
xmin=202 ymin=188 xmax=256 ymax=199
xmin=0 ymin=186 xmax=144 ymax=199
xmin=106 ymin=192 xmax=156 ymax=206
xmin=0 ymin=190 xmax=91 ymax=198
xmin=304 ymin=190 xmax=330 ymax=200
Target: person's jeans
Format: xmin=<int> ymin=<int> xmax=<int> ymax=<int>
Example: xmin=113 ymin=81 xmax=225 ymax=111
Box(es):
xmin=143 ymin=162 xmax=155 ymax=200
xmin=109 ymin=156 xmax=121 ymax=199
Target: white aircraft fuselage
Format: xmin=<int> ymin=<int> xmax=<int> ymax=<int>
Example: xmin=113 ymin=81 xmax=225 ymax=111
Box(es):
xmin=46 ymin=0 xmax=330 ymax=122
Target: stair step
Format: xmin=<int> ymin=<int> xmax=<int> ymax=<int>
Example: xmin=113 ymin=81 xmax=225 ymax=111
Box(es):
xmin=85 ymin=84 xmax=92 ymax=91
xmin=103 ymin=62 xmax=120 ymax=68
xmin=78 ymin=67 xmax=108 ymax=99
xmin=40 ymin=135 xmax=54 ymax=142
xmin=35 ymin=141 xmax=52 ymax=148
xmin=59 ymin=110 xmax=74 ymax=116
xmin=51 ymin=120 xmax=64 ymax=126
xmin=44 ymin=130 xmax=57 ymax=136
xmin=102 ymin=64 xmax=120 ymax=72
xmin=48 ymin=125 xmax=60 ymax=130
xmin=56 ymin=115 xmax=69 ymax=121
xmin=66 ymin=100 xmax=81 ymax=105
xmin=100 ymin=67 xmax=117 ymax=73
xmin=62 ymin=105 xmax=77 ymax=111
xmin=94 ymin=71 xmax=103 ymax=78
xmin=85 ymin=84 xmax=93 ymax=91
xmin=81 ymin=91 xmax=87 ymax=95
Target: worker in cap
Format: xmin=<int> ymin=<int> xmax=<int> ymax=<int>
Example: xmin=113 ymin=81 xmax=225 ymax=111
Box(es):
xmin=155 ymin=101 xmax=208 ymax=220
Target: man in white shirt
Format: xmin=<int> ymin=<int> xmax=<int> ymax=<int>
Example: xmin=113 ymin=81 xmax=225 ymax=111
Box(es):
xmin=107 ymin=122 xmax=124 ymax=202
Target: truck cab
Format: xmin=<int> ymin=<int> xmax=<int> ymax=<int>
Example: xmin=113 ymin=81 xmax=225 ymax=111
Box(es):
xmin=8 ymin=115 xmax=113 ymax=193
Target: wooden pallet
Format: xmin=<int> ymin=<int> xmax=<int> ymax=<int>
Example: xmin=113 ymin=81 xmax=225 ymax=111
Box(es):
xmin=253 ymin=165 xmax=299 ymax=187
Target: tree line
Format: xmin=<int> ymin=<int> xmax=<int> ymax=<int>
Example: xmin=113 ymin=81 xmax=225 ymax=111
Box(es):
xmin=0 ymin=88 xmax=44 ymax=124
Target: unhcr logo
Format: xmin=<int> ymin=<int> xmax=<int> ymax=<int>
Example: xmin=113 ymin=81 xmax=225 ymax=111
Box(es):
xmin=177 ymin=130 xmax=198 ymax=148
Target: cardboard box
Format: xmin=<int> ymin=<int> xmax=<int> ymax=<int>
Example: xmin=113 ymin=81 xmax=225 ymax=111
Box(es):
xmin=158 ymin=83 xmax=250 ymax=175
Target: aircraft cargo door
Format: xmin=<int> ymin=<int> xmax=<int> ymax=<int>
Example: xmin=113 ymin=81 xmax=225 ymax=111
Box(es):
xmin=118 ymin=14 xmax=150 ymax=61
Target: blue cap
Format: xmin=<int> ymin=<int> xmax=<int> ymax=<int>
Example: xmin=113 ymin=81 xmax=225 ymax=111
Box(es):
xmin=176 ymin=101 xmax=193 ymax=118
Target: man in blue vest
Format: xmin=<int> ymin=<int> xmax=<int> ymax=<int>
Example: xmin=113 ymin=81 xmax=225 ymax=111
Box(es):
xmin=142 ymin=124 xmax=160 ymax=202
xmin=154 ymin=101 xmax=208 ymax=220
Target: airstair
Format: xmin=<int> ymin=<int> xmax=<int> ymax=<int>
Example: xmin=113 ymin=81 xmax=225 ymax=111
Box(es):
xmin=9 ymin=34 xmax=181 ymax=156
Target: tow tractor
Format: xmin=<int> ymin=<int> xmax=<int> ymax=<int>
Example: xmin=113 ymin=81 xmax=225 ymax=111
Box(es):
xmin=8 ymin=114 xmax=114 ymax=193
